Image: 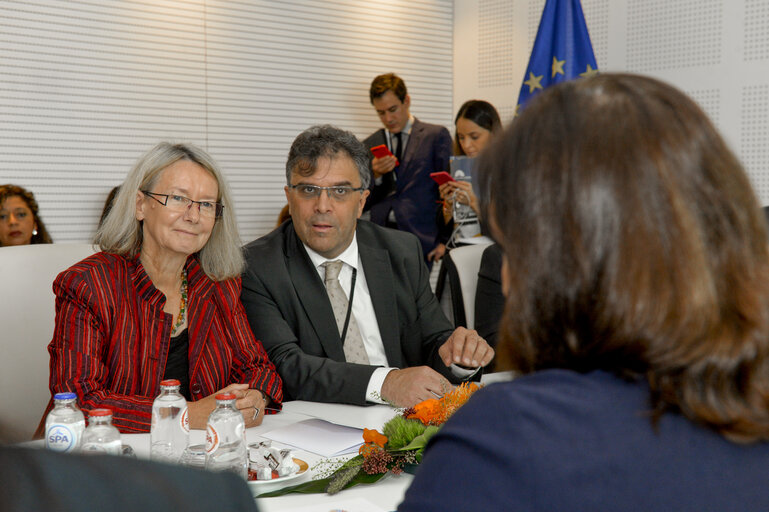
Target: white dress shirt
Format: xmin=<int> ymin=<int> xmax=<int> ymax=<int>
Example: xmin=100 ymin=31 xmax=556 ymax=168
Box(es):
xmin=304 ymin=235 xmax=395 ymax=403
xmin=304 ymin=232 xmax=478 ymax=403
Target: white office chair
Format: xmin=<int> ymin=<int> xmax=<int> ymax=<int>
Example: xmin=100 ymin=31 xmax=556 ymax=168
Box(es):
xmin=0 ymin=243 xmax=97 ymax=439
xmin=438 ymin=242 xmax=492 ymax=329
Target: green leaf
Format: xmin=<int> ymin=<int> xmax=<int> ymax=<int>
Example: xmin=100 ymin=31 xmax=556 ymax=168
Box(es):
xmin=396 ymin=425 xmax=440 ymax=452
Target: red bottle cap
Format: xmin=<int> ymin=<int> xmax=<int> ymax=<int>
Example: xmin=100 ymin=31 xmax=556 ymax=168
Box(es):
xmin=89 ymin=408 xmax=112 ymax=417
xmin=160 ymin=379 xmax=181 ymax=386
xmin=215 ymin=393 xmax=236 ymax=401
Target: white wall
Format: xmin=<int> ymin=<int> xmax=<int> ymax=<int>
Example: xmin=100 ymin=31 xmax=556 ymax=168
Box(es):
xmin=454 ymin=0 xmax=769 ymax=205
xmin=0 ymin=0 xmax=454 ymax=243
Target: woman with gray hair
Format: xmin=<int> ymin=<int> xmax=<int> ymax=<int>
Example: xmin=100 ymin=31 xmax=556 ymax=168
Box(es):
xmin=45 ymin=142 xmax=282 ymax=433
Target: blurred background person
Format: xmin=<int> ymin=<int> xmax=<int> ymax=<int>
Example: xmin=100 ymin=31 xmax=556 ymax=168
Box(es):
xmin=400 ymin=74 xmax=769 ymax=510
xmin=98 ymin=185 xmax=120 ymax=228
xmin=44 ymin=142 xmax=282 ymax=434
xmin=0 ymin=184 xmax=53 ymax=246
xmin=429 ymin=100 xmax=501 ymax=261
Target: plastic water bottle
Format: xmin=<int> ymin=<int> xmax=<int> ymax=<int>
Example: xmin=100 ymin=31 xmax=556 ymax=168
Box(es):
xmin=45 ymin=392 xmax=85 ymax=453
xmin=151 ymin=379 xmax=189 ymax=463
xmin=205 ymin=393 xmax=247 ymax=478
xmin=81 ymin=408 xmax=122 ymax=455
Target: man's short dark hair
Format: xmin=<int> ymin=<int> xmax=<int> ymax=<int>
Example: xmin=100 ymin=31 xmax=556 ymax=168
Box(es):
xmin=285 ymin=125 xmax=371 ymax=189
xmin=369 ymin=73 xmax=408 ymax=103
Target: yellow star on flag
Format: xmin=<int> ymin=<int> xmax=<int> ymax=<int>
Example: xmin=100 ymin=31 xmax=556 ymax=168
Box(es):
xmin=523 ymin=72 xmax=544 ymax=93
xmin=551 ymin=56 xmax=565 ymax=78
xmin=580 ymin=64 xmax=598 ymax=78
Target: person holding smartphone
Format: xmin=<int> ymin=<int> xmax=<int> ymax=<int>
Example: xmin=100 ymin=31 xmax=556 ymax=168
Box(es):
xmin=362 ymin=73 xmax=452 ymax=267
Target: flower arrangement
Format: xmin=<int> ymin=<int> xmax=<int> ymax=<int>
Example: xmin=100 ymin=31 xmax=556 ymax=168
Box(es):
xmin=261 ymin=382 xmax=481 ymax=497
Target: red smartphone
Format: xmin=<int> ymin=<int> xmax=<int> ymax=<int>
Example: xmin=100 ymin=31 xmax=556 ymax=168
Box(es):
xmin=430 ymin=171 xmax=456 ymax=185
xmin=370 ymin=144 xmax=399 ymax=165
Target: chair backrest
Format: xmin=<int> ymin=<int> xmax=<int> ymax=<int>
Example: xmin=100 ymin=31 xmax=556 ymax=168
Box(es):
xmin=0 ymin=243 xmax=97 ymax=439
xmin=439 ymin=243 xmax=492 ymax=329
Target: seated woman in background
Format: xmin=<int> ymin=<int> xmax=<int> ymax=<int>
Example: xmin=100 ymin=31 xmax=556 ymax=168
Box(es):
xmin=0 ymin=184 xmax=53 ymax=246
xmin=429 ymin=100 xmax=501 ymax=261
xmin=46 ymin=142 xmax=282 ymax=433
xmin=399 ymin=74 xmax=769 ymax=510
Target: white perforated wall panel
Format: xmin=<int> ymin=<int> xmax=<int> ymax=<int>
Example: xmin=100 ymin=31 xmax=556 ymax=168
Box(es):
xmin=0 ymin=0 xmax=454 ymax=243
xmin=454 ymin=0 xmax=769 ymax=204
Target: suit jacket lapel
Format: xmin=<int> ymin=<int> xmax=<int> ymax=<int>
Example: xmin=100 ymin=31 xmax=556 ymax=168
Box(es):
xmin=358 ymin=226 xmax=403 ymax=367
xmin=401 ymin=118 xmax=425 ymax=174
xmin=284 ymin=224 xmax=347 ymax=361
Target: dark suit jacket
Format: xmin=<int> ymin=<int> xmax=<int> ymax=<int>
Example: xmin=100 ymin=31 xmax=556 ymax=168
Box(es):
xmin=241 ymin=220 xmax=457 ymax=405
xmin=363 ymin=118 xmax=452 ymax=258
xmin=0 ymin=446 xmax=257 ymax=511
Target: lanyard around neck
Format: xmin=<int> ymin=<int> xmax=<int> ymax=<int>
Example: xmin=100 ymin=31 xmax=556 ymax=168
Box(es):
xmin=340 ymin=267 xmax=357 ymax=345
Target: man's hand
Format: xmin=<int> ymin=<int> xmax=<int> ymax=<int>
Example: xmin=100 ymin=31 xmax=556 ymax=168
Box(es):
xmin=438 ymin=327 xmax=495 ymax=369
xmin=381 ymin=366 xmax=452 ymax=407
xmin=372 ymin=155 xmax=397 ymax=178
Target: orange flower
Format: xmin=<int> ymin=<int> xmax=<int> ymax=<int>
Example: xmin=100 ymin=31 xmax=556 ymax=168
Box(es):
xmin=363 ymin=428 xmax=388 ymax=448
xmin=405 ymin=383 xmax=482 ymax=426
xmin=406 ymin=398 xmax=442 ymax=425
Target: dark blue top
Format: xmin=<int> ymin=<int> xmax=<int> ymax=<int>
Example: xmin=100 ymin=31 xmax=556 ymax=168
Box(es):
xmin=399 ymin=369 xmax=769 ymax=511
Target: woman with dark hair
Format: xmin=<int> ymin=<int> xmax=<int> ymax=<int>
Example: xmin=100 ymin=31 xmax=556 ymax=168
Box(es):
xmin=0 ymin=184 xmax=53 ymax=246
xmin=400 ymin=74 xmax=769 ymax=510
xmin=428 ymin=100 xmax=501 ymax=261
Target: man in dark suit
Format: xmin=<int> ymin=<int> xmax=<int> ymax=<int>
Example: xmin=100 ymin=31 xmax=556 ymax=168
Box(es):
xmin=363 ymin=73 xmax=452 ymax=263
xmin=242 ymin=125 xmax=494 ymax=407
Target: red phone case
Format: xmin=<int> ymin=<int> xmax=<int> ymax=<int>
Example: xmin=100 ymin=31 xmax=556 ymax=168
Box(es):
xmin=430 ymin=171 xmax=455 ymax=185
xmin=370 ymin=144 xmax=399 ymax=165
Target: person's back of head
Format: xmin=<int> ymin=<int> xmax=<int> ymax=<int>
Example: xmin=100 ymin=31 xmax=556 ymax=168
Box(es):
xmin=478 ymin=72 xmax=769 ymax=442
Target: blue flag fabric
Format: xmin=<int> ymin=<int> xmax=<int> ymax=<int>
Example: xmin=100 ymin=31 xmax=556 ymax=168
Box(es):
xmin=516 ymin=0 xmax=598 ymax=109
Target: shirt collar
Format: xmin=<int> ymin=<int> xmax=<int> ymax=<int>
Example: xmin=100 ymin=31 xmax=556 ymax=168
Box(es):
xmin=390 ymin=115 xmax=415 ymax=137
xmin=303 ymin=232 xmax=359 ymax=272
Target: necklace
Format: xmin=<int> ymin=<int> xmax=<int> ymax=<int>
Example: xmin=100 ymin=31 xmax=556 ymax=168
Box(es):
xmin=172 ymin=269 xmax=188 ymax=334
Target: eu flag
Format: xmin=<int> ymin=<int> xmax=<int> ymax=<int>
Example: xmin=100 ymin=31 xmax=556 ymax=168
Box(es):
xmin=516 ymin=0 xmax=598 ymax=109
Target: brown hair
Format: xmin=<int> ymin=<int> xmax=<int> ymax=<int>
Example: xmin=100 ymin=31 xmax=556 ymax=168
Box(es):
xmin=0 ymin=184 xmax=53 ymax=245
xmin=454 ymin=100 xmax=502 ymax=156
xmin=478 ymin=73 xmax=769 ymax=442
xmin=369 ymin=73 xmax=408 ymax=103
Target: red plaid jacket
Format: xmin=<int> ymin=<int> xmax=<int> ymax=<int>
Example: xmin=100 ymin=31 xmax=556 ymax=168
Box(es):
xmin=48 ymin=252 xmax=283 ymax=433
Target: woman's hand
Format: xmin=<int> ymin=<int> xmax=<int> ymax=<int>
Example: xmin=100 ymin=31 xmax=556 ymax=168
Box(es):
xmin=428 ymin=243 xmax=447 ymax=262
xmin=449 ymin=181 xmax=480 ymax=216
xmin=187 ymin=383 xmax=267 ymax=429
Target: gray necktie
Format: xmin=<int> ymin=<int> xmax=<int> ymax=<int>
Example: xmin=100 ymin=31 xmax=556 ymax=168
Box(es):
xmin=321 ymin=260 xmax=370 ymax=365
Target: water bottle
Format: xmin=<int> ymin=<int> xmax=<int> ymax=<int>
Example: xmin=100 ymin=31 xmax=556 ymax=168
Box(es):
xmin=45 ymin=392 xmax=85 ymax=453
xmin=205 ymin=393 xmax=247 ymax=478
xmin=151 ymin=379 xmax=190 ymax=463
xmin=81 ymin=408 xmax=122 ymax=455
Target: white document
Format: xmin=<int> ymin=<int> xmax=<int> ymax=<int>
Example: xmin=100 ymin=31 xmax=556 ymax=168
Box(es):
xmin=262 ymin=418 xmax=364 ymax=457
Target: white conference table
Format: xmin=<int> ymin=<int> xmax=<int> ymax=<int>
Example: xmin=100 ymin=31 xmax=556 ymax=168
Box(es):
xmin=123 ymin=400 xmax=410 ymax=511
xmin=120 ymin=372 xmax=514 ymax=511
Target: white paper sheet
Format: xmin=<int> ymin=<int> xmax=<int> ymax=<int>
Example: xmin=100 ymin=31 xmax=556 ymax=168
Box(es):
xmin=262 ymin=418 xmax=364 ymax=457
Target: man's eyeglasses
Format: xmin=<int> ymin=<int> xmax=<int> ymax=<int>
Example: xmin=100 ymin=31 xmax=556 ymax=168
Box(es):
xmin=288 ymin=184 xmax=365 ymax=202
xmin=141 ymin=191 xmax=224 ymax=219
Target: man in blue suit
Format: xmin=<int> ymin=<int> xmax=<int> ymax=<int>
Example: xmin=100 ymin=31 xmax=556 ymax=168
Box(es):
xmin=363 ymin=73 xmax=452 ymax=264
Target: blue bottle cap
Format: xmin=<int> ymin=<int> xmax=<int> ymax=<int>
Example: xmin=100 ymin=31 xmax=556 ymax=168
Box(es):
xmin=54 ymin=392 xmax=77 ymax=401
